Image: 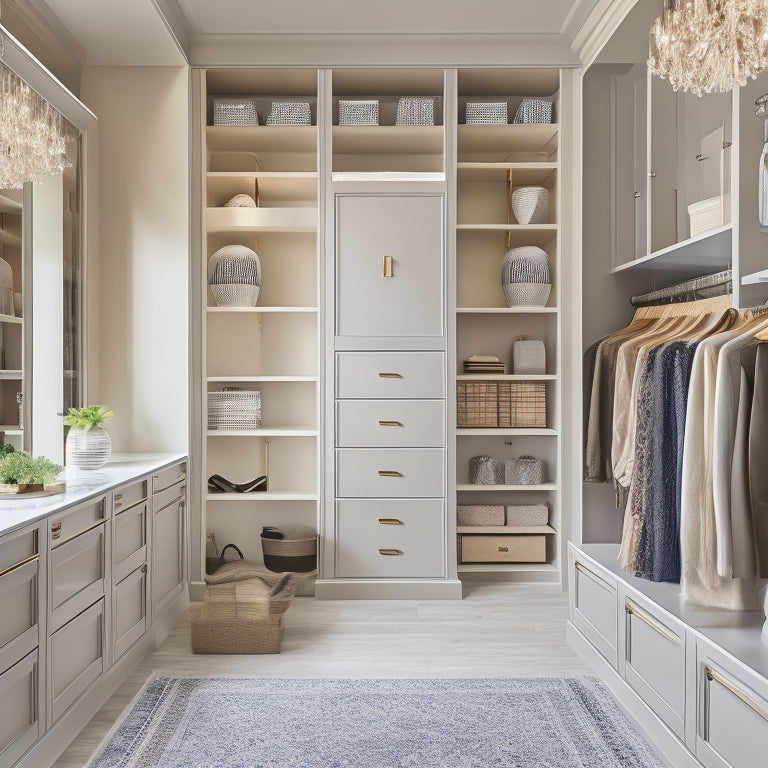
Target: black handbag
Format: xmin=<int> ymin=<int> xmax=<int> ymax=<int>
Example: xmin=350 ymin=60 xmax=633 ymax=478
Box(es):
xmin=205 ymin=543 xmax=244 ymax=575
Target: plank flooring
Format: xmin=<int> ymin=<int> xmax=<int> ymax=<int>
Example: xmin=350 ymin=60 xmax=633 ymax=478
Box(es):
xmin=52 ymin=583 xmax=587 ymax=767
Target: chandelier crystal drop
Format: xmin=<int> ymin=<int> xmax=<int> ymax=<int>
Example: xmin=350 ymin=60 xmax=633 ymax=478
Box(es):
xmin=649 ymin=0 xmax=768 ymax=96
xmin=0 ymin=62 xmax=77 ymax=189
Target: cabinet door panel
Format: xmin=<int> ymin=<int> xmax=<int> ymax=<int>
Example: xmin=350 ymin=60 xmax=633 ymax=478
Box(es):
xmin=114 ymin=501 xmax=147 ymax=583
xmin=153 ymin=494 xmax=184 ymax=619
xmin=336 ymin=194 xmax=444 ymax=338
xmin=0 ymin=559 xmax=38 ymax=674
xmin=0 ymin=650 xmax=39 ymax=768
xmin=114 ymin=566 xmax=147 ymax=660
xmin=571 ymin=556 xmax=618 ymax=670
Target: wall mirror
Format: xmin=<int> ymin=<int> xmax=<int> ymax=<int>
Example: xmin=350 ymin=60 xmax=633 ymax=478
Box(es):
xmin=0 ymin=24 xmax=96 ymax=462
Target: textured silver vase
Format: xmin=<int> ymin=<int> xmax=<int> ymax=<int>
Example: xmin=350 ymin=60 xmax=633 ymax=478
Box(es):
xmin=66 ymin=426 xmax=112 ymax=470
xmin=501 ymin=246 xmax=551 ymax=307
xmin=469 ymin=455 xmax=504 ymax=485
xmin=208 ymin=245 xmax=261 ymax=307
xmin=505 ymin=455 xmax=543 ymax=485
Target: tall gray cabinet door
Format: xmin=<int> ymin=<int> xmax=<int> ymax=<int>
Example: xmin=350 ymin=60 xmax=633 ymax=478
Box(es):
xmin=335 ymin=194 xmax=444 ymax=337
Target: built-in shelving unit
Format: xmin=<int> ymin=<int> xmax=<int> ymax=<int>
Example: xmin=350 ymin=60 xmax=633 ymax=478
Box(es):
xmin=201 ymin=68 xmax=320 ymax=563
xmin=454 ymin=68 xmax=562 ymax=582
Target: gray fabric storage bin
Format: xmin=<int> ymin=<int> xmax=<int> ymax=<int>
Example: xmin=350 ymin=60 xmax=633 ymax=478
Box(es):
xmin=505 ymin=504 xmax=549 ymax=526
xmin=457 ymin=505 xmax=505 ymax=526
xmin=512 ymin=339 xmax=546 ymax=375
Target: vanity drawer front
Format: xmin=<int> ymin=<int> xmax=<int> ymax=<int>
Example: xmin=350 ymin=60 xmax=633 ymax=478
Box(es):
xmin=49 ymin=524 xmax=105 ymax=633
xmin=336 ymin=351 xmax=445 ymax=399
xmin=624 ymin=596 xmax=686 ymax=739
xmin=50 ymin=598 xmax=105 ymax=723
xmin=114 ymin=500 xmax=148 ymax=583
xmin=114 ymin=566 xmax=147 ymax=660
xmin=113 ymin=478 xmax=148 ymax=514
xmin=336 ymin=400 xmax=445 ymax=448
xmin=0 ymin=650 xmax=39 ymax=768
xmin=152 ymin=462 xmax=187 ymax=495
xmin=0 ymin=558 xmax=39 ymax=674
xmin=49 ymin=497 xmax=106 ymax=548
xmin=0 ymin=529 xmax=37 ymax=574
xmin=696 ymin=644 xmax=768 ymax=768
xmin=336 ymin=449 xmax=444 ymax=498
xmin=335 ymin=499 xmax=445 ymax=578
xmin=570 ymin=555 xmax=619 ymax=670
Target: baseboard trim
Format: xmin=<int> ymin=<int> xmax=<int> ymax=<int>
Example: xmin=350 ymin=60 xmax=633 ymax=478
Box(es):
xmin=314 ymin=578 xmax=463 ymax=600
xmin=566 ymin=621 xmax=699 ymax=768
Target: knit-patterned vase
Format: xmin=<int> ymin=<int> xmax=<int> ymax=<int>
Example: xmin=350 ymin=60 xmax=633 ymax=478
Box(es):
xmin=66 ymin=426 xmax=112 ymax=470
xmin=501 ymin=246 xmax=551 ymax=307
xmin=208 ymin=245 xmax=261 ymax=307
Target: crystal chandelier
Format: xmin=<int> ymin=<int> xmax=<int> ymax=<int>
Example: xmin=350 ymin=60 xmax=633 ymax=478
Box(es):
xmin=649 ymin=0 xmax=768 ymax=96
xmin=0 ymin=61 xmax=77 ymax=189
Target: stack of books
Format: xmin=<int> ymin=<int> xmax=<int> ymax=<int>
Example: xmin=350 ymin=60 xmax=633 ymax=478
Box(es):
xmin=463 ymin=354 xmax=506 ymax=375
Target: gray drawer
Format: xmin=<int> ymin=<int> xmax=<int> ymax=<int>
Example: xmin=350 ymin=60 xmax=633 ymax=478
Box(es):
xmin=0 ymin=558 xmax=38 ymax=675
xmin=336 ymin=399 xmax=445 ymax=448
xmin=571 ymin=555 xmax=618 ymax=669
xmin=624 ymin=595 xmax=686 ymax=739
xmin=114 ymin=566 xmax=147 ymax=660
xmin=335 ymin=499 xmax=445 ymax=578
xmin=336 ymin=351 xmax=445 ymax=399
xmin=50 ymin=598 xmax=105 ymax=724
xmin=49 ymin=497 xmax=106 ymax=548
xmin=152 ymin=463 xmax=187 ymax=494
xmin=336 ymin=448 xmax=445 ymax=498
xmin=114 ymin=500 xmax=147 ymax=583
xmin=0 ymin=528 xmax=36 ymax=573
xmin=113 ymin=477 xmax=148 ymax=514
xmin=0 ymin=650 xmax=39 ymax=768
xmin=49 ymin=524 xmax=105 ymax=633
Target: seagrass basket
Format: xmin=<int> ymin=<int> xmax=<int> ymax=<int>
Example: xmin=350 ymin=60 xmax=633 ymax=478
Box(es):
xmin=261 ymin=526 xmax=317 ymax=572
xmin=498 ymin=381 xmax=547 ymax=428
xmin=457 ymin=381 xmax=498 ymax=427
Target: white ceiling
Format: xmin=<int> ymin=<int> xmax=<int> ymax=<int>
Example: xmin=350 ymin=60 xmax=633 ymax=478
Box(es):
xmin=31 ymin=0 xmax=601 ymax=66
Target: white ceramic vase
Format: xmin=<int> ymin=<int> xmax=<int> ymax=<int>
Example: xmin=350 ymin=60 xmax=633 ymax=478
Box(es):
xmin=66 ymin=426 xmax=112 ymax=470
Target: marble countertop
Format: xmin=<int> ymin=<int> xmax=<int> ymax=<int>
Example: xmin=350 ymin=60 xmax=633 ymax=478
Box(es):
xmin=0 ymin=452 xmax=187 ymax=537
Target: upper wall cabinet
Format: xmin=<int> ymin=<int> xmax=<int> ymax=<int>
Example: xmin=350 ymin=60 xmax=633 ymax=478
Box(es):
xmin=611 ymin=64 xmax=733 ymax=273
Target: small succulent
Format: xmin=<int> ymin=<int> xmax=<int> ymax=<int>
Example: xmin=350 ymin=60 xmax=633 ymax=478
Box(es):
xmin=63 ymin=405 xmax=114 ymax=431
xmin=0 ymin=450 xmax=62 ymax=485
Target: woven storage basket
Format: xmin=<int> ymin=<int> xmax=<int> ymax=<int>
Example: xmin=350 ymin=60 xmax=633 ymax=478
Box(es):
xmin=261 ymin=526 xmax=317 ymax=573
xmin=498 ymin=381 xmax=546 ymax=428
xmin=469 ymin=455 xmax=504 ymax=485
xmin=208 ymin=245 xmax=261 ymax=307
xmin=457 ymin=505 xmax=505 ymax=526
xmin=0 ymin=259 xmax=12 ymax=316
xmin=513 ymin=98 xmax=553 ymax=124
xmin=502 ymin=246 xmax=551 ymax=307
xmin=457 ymin=381 xmax=498 ymax=427
xmin=208 ymin=390 xmax=262 ymax=430
xmin=339 ymin=99 xmax=379 ymax=125
xmin=267 ymin=101 xmax=311 ymax=125
xmin=505 ymin=455 xmax=543 ymax=485
xmin=395 ymin=96 xmax=435 ymax=125
xmin=213 ymin=98 xmax=259 ymax=126
xmin=465 ymin=102 xmax=508 ymax=124
xmin=511 ymin=186 xmax=549 ymax=224
xmin=506 ymin=504 xmax=549 ymax=526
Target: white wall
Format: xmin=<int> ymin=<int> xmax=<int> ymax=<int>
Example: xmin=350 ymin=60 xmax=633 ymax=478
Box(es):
xmin=80 ymin=66 xmax=189 ymax=452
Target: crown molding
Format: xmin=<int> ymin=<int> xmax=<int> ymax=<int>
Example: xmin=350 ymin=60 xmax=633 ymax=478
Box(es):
xmin=1 ymin=0 xmax=84 ymax=94
xmin=152 ymin=0 xmax=192 ymax=62
xmin=188 ymin=32 xmax=581 ymax=69
xmin=571 ymin=0 xmax=638 ymax=69
xmin=560 ymin=0 xmax=601 ymax=42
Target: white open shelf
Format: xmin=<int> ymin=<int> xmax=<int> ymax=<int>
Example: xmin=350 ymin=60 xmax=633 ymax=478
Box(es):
xmin=742 ymin=267 xmax=768 ymax=285
xmin=456 ymin=374 xmax=556 ymax=381
xmin=206 ymin=491 xmax=318 ymax=502
xmin=0 ymin=371 xmax=23 ymax=380
xmin=456 ymin=484 xmax=558 ymax=492
xmin=457 ymin=124 xmax=558 ymax=155
xmin=206 ymin=125 xmax=317 ymax=153
xmin=332 ymin=125 xmax=444 ymax=156
xmin=207 ymin=376 xmax=318 ymax=383
xmin=206 ymin=207 xmax=317 ymax=232
xmin=0 ymin=426 xmax=22 ymax=435
xmin=457 ymin=562 xmax=558 ymax=574
xmin=456 ymin=428 xmax=557 ymax=436
xmin=456 ymin=307 xmax=558 ymax=314
xmin=457 ymin=162 xmax=558 ymax=184
xmin=206 ymin=307 xmax=319 ymax=314
xmin=207 ymin=428 xmax=318 ymax=437
xmin=0 ymin=314 xmax=22 ymax=325
xmin=457 ymin=525 xmax=556 ymax=534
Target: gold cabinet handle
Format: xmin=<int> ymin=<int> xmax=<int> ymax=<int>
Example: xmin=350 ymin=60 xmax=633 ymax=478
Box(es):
xmin=705 ymin=665 xmax=768 ymax=725
xmin=625 ymin=601 xmax=681 ymax=645
xmin=383 ymin=254 xmax=393 ymax=277
xmin=498 ymin=546 xmax=509 ymax=552
xmin=378 ymin=372 xmax=403 ymax=379
xmin=114 ymin=493 xmax=123 ymax=508
xmin=378 ymin=420 xmax=403 ymax=427
xmin=378 ymin=470 xmax=403 ymax=477
xmin=379 ymin=548 xmax=402 ymax=556
xmin=378 ymin=518 xmax=403 ymax=525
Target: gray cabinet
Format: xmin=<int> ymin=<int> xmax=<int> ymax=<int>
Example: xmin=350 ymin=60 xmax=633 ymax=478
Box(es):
xmin=152 ymin=466 xmax=186 ymax=620
xmin=0 ymin=650 xmax=40 ymax=768
xmin=114 ymin=566 xmax=147 ymax=661
xmin=335 ymin=194 xmax=444 ymax=338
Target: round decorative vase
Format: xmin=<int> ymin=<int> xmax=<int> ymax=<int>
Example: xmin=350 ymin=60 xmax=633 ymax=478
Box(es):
xmin=469 ymin=455 xmax=504 ymax=485
xmin=66 ymin=426 xmax=112 ymax=470
xmin=501 ymin=246 xmax=551 ymax=307
xmin=511 ymin=186 xmax=549 ymax=224
xmin=505 ymin=455 xmax=543 ymax=485
xmin=224 ymin=193 xmax=257 ymax=208
xmin=207 ymin=245 xmax=261 ymax=307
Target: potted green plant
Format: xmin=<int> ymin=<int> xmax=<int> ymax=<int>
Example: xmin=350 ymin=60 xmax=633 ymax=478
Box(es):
xmin=0 ymin=448 xmax=63 ymax=495
xmin=63 ymin=405 xmax=114 ymax=470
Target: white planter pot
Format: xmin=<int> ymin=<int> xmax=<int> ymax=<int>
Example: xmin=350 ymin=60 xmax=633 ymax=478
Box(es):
xmin=66 ymin=426 xmax=112 ymax=470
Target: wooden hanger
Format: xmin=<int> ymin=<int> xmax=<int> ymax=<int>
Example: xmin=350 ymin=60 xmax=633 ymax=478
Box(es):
xmin=632 ymin=294 xmax=732 ymax=321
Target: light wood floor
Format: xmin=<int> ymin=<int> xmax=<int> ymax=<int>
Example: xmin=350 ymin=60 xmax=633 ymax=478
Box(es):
xmin=53 ymin=583 xmax=588 ymax=767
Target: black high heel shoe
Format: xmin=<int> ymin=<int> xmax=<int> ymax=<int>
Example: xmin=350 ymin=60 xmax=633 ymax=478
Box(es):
xmin=207 ymin=474 xmax=267 ymax=493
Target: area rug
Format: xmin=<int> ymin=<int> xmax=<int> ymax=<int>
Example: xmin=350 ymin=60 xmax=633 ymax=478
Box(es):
xmin=86 ymin=676 xmax=666 ymax=768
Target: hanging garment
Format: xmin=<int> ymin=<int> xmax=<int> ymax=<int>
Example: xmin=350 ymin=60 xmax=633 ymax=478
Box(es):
xmin=680 ymin=325 xmax=758 ymax=609
xmin=712 ymin=317 xmax=768 ymax=577
xmin=749 ymin=343 xmax=768 ymax=577
xmin=759 ymin=119 xmax=768 ymax=227
xmin=731 ymin=365 xmax=756 ymax=580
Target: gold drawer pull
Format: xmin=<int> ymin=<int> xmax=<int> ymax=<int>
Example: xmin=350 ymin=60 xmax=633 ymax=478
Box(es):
xmin=51 ymin=522 xmax=62 ymax=541
xmin=378 ymin=470 xmax=403 ymax=477
xmin=378 ymin=518 xmax=403 ymax=525
xmin=114 ymin=493 xmax=123 ymax=508
xmin=0 ymin=553 xmax=39 ymax=579
xmin=383 ymin=254 xmax=393 ymax=277
xmin=378 ymin=420 xmax=403 ymax=427
xmin=625 ymin=601 xmax=681 ymax=645
xmin=378 ymin=372 xmax=403 ymax=379
xmin=379 ymin=548 xmax=402 ymax=556
xmin=705 ymin=665 xmax=768 ymax=724
xmin=498 ymin=546 xmax=509 ymax=552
